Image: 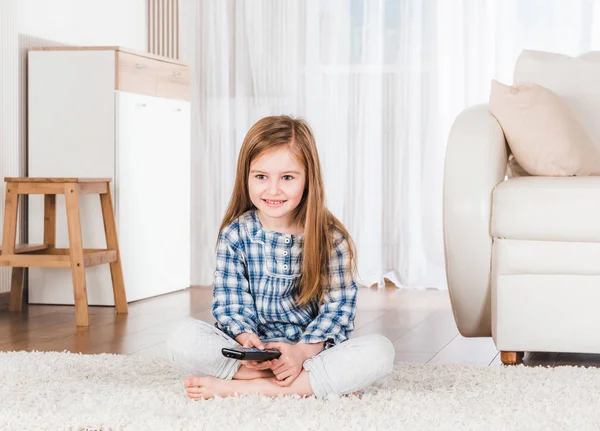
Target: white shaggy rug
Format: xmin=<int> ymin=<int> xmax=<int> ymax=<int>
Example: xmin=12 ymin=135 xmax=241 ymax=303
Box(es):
xmin=1 ymin=351 xmax=600 ymax=431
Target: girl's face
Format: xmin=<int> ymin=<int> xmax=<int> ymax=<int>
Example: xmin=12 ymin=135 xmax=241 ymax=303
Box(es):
xmin=248 ymin=146 xmax=306 ymax=228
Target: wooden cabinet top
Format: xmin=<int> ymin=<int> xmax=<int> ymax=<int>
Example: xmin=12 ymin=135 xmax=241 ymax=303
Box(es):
xmin=29 ymin=46 xmax=188 ymax=67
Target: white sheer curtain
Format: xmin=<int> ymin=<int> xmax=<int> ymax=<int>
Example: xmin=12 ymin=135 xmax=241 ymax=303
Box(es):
xmin=180 ymin=0 xmax=600 ymax=289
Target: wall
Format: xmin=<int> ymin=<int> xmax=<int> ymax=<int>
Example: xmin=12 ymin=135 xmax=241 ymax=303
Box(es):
xmin=17 ymin=0 xmax=146 ymax=49
xmin=178 ymin=0 xmax=205 ymax=286
xmin=0 ymin=0 xmax=147 ymax=294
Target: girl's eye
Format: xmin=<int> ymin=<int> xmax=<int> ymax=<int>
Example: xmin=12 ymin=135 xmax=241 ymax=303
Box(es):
xmin=255 ymin=175 xmax=267 ymax=180
xmin=282 ymin=175 xmax=294 ymax=180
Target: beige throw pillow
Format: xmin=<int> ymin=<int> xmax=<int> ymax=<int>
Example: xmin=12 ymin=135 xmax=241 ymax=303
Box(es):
xmin=489 ymin=79 xmax=600 ymax=176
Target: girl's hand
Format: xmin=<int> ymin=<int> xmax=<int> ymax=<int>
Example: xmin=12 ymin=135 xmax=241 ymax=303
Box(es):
xmin=264 ymin=342 xmax=306 ymax=387
xmin=234 ymin=332 xmax=271 ymax=369
xmin=234 ymin=332 xmax=265 ymax=349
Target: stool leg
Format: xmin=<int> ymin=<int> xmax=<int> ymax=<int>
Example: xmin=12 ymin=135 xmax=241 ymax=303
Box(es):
xmin=2 ymin=182 xmax=18 ymax=255
xmin=43 ymin=194 xmax=56 ymax=249
xmin=3 ymin=183 xmax=24 ymax=312
xmin=64 ymin=184 xmax=89 ymax=327
xmin=99 ymin=185 xmax=128 ymax=314
xmin=8 ymin=267 xmax=25 ymax=312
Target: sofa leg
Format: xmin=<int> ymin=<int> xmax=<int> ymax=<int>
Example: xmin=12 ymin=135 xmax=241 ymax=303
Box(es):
xmin=500 ymin=351 xmax=524 ymax=365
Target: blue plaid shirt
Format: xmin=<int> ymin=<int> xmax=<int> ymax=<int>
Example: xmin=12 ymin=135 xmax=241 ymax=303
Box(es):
xmin=212 ymin=209 xmax=357 ymax=346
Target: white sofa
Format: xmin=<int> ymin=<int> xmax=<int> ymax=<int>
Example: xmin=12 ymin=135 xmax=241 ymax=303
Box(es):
xmin=443 ymin=49 xmax=600 ymax=364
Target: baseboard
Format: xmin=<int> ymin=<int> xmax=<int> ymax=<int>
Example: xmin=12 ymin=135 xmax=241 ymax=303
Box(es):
xmin=0 ymin=292 xmax=9 ymax=311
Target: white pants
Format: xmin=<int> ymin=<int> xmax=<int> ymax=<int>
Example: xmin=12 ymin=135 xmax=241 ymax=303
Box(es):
xmin=166 ymin=318 xmax=395 ymax=398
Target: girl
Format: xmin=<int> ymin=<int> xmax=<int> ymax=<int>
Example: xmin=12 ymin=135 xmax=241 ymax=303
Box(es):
xmin=167 ymin=116 xmax=395 ymax=400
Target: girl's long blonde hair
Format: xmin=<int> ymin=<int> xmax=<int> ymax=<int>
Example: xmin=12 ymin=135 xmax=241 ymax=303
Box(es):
xmin=218 ymin=115 xmax=357 ymax=306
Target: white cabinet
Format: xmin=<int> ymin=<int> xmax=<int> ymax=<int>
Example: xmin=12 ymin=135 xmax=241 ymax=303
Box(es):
xmin=116 ymin=92 xmax=191 ymax=302
xmin=27 ymin=47 xmax=191 ymax=305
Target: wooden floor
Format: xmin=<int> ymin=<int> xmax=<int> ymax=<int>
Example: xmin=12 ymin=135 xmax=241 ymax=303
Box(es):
xmin=1 ymin=285 xmax=599 ymax=367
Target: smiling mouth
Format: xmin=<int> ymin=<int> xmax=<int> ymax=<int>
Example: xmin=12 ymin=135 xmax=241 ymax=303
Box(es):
xmin=262 ymin=199 xmax=286 ymax=206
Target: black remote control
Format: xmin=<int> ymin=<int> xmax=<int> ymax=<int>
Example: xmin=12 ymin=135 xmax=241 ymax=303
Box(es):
xmin=221 ymin=347 xmax=281 ymax=361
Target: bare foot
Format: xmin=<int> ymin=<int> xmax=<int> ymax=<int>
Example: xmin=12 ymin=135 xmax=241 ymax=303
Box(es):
xmin=185 ymin=376 xmax=237 ymax=400
xmin=184 ymin=371 xmax=314 ymax=400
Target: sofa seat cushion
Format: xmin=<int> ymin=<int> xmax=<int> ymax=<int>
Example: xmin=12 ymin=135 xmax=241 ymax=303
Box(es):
xmin=492 ymin=176 xmax=600 ymax=241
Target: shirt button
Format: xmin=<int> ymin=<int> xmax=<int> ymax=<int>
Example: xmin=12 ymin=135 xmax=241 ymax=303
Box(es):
xmin=283 ymin=251 xmax=288 ymax=256
xmin=285 ymin=237 xmax=291 ymax=244
xmin=283 ymin=264 xmax=288 ymax=270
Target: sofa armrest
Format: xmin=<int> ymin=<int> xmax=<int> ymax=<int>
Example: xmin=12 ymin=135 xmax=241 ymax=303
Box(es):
xmin=443 ymin=104 xmax=508 ymax=337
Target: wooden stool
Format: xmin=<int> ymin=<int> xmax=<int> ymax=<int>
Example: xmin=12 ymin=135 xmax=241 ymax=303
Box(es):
xmin=0 ymin=177 xmax=128 ymax=326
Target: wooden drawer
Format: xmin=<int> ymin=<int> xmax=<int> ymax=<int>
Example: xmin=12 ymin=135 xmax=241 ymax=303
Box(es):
xmin=116 ymin=51 xmax=161 ymax=97
xmin=156 ymin=62 xmax=190 ymax=101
